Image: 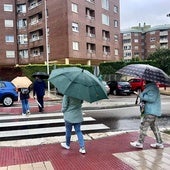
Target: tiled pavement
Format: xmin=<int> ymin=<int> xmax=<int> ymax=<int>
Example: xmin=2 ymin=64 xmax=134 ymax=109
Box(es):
xmin=0 ymin=131 xmax=170 ymax=170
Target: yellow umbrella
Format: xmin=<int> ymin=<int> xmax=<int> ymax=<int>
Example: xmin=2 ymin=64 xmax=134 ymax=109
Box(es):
xmin=11 ymin=76 xmax=32 ymax=88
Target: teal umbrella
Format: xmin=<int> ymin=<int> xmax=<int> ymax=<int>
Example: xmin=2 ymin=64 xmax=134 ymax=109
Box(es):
xmin=48 ymin=67 xmax=108 ymax=103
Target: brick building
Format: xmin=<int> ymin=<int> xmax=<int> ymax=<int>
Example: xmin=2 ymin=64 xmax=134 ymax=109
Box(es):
xmin=0 ymin=0 xmax=121 ymax=66
xmin=121 ymin=23 xmax=170 ymax=61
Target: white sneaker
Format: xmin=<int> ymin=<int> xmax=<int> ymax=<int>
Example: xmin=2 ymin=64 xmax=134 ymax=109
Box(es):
xmin=27 ymin=110 xmax=31 ymax=115
xmin=61 ymin=143 xmax=70 ymax=150
xmin=79 ymin=148 xmax=86 ymax=154
xmin=22 ymin=113 xmax=26 ymax=116
xmin=130 ymin=141 xmax=143 ymax=149
xmin=150 ymin=143 xmax=164 ymax=149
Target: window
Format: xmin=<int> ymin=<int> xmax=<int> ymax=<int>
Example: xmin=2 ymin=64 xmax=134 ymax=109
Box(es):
xmin=5 ymin=35 xmax=14 ymax=42
xmin=102 ymin=30 xmax=110 ymax=40
xmin=72 ymin=3 xmax=78 ymax=13
xmin=4 ymin=4 xmax=13 ymax=12
xmin=18 ymin=34 xmax=28 ymax=44
xmin=150 ymin=37 xmax=156 ymax=42
xmin=150 ymin=31 xmax=155 ymax=35
xmin=134 ymin=46 xmax=139 ymax=50
xmin=102 ymin=14 xmax=109 ymax=26
xmin=31 ymin=48 xmax=40 ymax=56
xmin=114 ymin=20 xmax=118 ymax=27
xmin=18 ymin=19 xmax=27 ymax=28
xmin=73 ymin=42 xmax=79 ymax=50
xmin=72 ymin=22 xmax=79 ymax=32
xmin=115 ymin=49 xmax=118 ymax=56
xmin=114 ymin=34 xmax=118 ymax=42
xmin=114 ymin=5 xmax=118 ymax=13
xmin=19 ymin=50 xmax=28 ymax=58
xmin=102 ymin=0 xmax=109 ymax=10
xmin=134 ymin=39 xmax=138 ymax=43
xmin=17 ymin=4 xmax=26 ymax=13
xmin=5 ymin=20 xmax=13 ymax=27
xmin=6 ymin=51 xmax=15 ymax=58
xmin=150 ymin=45 xmax=156 ymax=49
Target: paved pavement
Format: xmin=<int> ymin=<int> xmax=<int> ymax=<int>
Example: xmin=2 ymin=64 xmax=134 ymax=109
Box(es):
xmin=0 ymin=88 xmax=170 ymax=170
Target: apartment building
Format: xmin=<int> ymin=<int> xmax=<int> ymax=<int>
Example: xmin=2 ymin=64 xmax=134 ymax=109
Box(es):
xmin=121 ymin=23 xmax=170 ymax=61
xmin=0 ymin=0 xmax=120 ymax=66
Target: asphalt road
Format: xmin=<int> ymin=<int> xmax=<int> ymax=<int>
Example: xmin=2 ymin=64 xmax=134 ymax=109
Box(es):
xmin=84 ymin=94 xmax=170 ymax=132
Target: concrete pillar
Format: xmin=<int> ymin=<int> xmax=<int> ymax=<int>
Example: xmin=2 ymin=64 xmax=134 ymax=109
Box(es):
xmin=65 ymin=58 xmax=69 ymax=64
xmin=87 ymin=60 xmax=91 ymax=66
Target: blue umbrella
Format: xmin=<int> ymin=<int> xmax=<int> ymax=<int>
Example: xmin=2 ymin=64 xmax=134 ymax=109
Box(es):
xmin=116 ymin=64 xmax=170 ymax=86
xmin=49 ymin=67 xmax=108 ymax=103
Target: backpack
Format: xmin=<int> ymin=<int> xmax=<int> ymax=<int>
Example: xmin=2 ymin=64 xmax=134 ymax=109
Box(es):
xmin=21 ymin=88 xmax=29 ymax=95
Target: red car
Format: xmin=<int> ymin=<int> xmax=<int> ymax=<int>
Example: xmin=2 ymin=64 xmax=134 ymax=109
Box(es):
xmin=128 ymin=78 xmax=145 ymax=92
xmin=128 ymin=78 xmax=166 ymax=92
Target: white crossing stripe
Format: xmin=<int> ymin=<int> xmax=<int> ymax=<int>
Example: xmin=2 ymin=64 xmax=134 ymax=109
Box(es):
xmin=0 ymin=112 xmax=63 ymax=120
xmin=0 ymin=124 xmax=109 ymax=138
xmin=0 ymin=117 xmax=95 ymax=127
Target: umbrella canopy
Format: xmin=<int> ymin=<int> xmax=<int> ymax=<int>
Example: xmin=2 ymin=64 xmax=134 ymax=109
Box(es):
xmin=32 ymin=72 xmax=49 ymax=79
xmin=48 ymin=67 xmax=108 ymax=103
xmin=116 ymin=64 xmax=170 ymax=86
xmin=11 ymin=76 xmax=32 ymax=88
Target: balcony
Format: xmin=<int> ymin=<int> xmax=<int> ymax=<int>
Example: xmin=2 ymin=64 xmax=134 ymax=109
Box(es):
xmin=160 ymin=38 xmax=168 ymax=43
xmin=103 ymin=37 xmax=110 ymax=41
xmin=87 ymin=33 xmax=95 ymax=38
xmin=86 ymin=0 xmax=95 ymax=4
xmin=160 ymin=31 xmax=168 ymax=36
xmin=28 ymin=1 xmax=42 ymax=10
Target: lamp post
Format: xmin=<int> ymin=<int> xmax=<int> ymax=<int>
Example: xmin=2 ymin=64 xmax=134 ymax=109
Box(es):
xmin=44 ymin=0 xmax=50 ymax=92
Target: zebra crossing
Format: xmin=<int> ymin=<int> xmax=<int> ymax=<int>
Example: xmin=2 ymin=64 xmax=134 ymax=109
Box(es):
xmin=0 ymin=112 xmax=110 ymax=141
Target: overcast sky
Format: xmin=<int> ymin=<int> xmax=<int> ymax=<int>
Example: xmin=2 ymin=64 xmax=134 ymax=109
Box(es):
xmin=120 ymin=0 xmax=170 ymax=29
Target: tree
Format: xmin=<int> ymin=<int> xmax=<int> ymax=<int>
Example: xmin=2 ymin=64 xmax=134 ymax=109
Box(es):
xmin=148 ymin=48 xmax=170 ymax=75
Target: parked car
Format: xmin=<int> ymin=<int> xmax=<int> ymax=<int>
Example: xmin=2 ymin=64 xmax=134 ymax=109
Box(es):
xmin=128 ymin=78 xmax=166 ymax=92
xmin=102 ymin=81 xmax=110 ymax=95
xmin=107 ymin=81 xmax=131 ymax=95
xmin=128 ymin=78 xmax=145 ymax=92
xmin=0 ymin=81 xmax=18 ymax=106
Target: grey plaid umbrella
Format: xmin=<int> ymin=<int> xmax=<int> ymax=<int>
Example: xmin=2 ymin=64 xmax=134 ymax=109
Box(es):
xmin=116 ymin=64 xmax=170 ymax=86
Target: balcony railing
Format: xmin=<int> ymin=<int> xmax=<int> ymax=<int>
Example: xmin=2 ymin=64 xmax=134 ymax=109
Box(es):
xmin=28 ymin=1 xmax=42 ymax=10
xmin=29 ymin=36 xmax=43 ymax=42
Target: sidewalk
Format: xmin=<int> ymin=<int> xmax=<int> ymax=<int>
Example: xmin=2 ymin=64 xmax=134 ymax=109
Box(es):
xmin=0 ymin=89 xmax=170 ymax=169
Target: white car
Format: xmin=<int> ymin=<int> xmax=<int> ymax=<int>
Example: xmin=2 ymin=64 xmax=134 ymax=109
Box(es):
xmin=102 ymin=81 xmax=110 ymax=95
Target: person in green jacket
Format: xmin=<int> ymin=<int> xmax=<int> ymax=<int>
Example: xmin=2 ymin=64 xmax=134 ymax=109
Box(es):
xmin=130 ymin=80 xmax=164 ymax=149
xmin=60 ymin=95 xmax=86 ymax=154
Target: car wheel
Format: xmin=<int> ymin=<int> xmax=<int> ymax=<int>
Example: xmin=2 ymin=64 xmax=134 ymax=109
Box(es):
xmin=2 ymin=96 xmax=13 ymax=107
xmin=113 ymin=90 xmax=117 ymax=95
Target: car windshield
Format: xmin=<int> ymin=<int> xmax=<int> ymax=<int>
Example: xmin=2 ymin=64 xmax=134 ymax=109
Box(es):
xmin=118 ymin=82 xmax=129 ymax=85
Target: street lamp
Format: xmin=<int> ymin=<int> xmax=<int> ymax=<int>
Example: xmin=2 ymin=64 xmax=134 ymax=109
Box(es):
xmin=44 ymin=0 xmax=50 ymax=92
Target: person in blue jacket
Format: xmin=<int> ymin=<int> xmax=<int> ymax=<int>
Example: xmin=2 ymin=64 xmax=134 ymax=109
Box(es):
xmin=18 ymin=87 xmax=30 ymax=116
xmin=33 ymin=76 xmax=46 ymax=112
xmin=130 ymin=80 xmax=164 ymax=149
xmin=60 ymin=95 xmax=86 ymax=154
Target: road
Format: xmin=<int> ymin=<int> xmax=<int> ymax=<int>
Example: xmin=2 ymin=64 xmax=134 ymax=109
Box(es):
xmin=84 ymin=94 xmax=170 ymax=132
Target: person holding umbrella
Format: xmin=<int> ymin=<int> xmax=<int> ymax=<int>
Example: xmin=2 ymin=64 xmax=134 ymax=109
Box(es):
xmin=18 ymin=87 xmax=31 ymax=116
xmin=60 ymin=95 xmax=86 ymax=154
xmin=130 ymin=80 xmax=164 ymax=149
xmin=33 ymin=76 xmax=46 ymax=112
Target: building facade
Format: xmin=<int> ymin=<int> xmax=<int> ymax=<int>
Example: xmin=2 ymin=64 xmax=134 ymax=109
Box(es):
xmin=121 ymin=23 xmax=170 ymax=61
xmin=0 ymin=0 xmax=121 ymax=66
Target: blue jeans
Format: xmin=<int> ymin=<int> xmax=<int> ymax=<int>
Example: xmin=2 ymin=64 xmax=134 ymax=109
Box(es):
xmin=65 ymin=121 xmax=85 ymax=148
xmin=21 ymin=99 xmax=30 ymax=114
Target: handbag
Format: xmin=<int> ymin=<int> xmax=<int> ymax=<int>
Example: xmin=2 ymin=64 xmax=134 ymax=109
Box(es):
xmin=139 ymin=101 xmax=145 ymax=115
